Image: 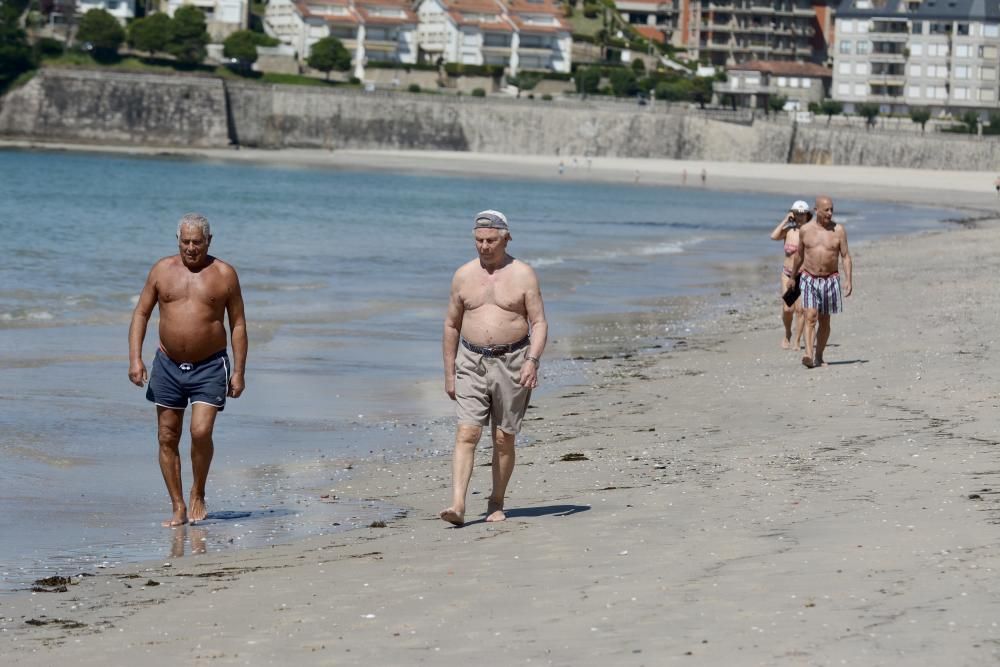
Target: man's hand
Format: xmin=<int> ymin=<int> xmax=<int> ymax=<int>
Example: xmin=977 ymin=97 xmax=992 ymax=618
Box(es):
xmin=228 ymin=371 xmax=245 ymax=398
xmin=844 ymin=281 xmax=853 ymax=297
xmin=445 ymin=376 xmax=456 ymax=401
xmin=128 ymin=359 xmax=147 ymax=387
xmin=518 ymin=359 xmax=539 ymax=389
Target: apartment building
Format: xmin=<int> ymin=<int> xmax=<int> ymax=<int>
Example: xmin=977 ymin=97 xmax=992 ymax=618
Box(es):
xmin=614 ymin=0 xmax=700 ymax=54
xmin=415 ymin=0 xmax=571 ymax=74
xmin=163 ymin=0 xmax=249 ymax=41
xmin=713 ymin=59 xmax=831 ymax=108
xmin=76 ymin=0 xmax=137 ymax=24
xmin=832 ymin=0 xmax=1000 ymax=113
xmin=698 ymin=0 xmax=831 ymax=66
xmin=265 ymin=0 xmax=417 ymax=79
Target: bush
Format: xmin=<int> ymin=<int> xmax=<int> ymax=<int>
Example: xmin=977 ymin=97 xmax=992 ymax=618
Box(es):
xmin=76 ymin=8 xmax=124 ymax=62
xmin=542 ymin=93 xmax=553 ymax=100
xmin=408 ymin=83 xmax=421 ymax=93
xmin=856 ymin=102 xmax=880 ymax=129
xmin=609 ymin=67 xmax=638 ymax=97
xmin=0 ymin=5 xmax=35 ymax=90
xmin=35 ymin=37 xmax=65 ymax=58
xmin=444 ymin=63 xmax=499 ymax=77
xmin=575 ymin=65 xmax=601 ymax=94
xmin=471 ymin=87 xmax=486 ymax=97
xmin=909 ymin=106 xmax=931 ymax=133
xmin=223 ymin=30 xmax=277 ymax=69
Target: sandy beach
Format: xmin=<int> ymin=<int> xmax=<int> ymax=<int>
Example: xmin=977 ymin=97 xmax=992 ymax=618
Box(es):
xmin=3 ymin=148 xmax=1000 ymax=665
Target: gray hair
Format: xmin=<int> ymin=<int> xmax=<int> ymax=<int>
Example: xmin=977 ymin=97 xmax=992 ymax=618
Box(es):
xmin=177 ymin=213 xmax=211 ymax=239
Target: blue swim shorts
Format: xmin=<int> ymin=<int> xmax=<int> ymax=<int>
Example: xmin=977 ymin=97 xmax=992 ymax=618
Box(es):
xmin=146 ymin=348 xmax=230 ymax=411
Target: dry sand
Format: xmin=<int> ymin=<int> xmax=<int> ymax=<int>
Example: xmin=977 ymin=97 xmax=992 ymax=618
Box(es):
xmin=3 ymin=146 xmax=1000 ymax=665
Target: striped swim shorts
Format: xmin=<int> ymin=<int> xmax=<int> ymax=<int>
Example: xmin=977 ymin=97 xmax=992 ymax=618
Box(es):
xmin=800 ymin=271 xmax=842 ymax=315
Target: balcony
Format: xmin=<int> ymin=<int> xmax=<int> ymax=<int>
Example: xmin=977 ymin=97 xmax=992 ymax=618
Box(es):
xmin=869 ymin=74 xmax=905 ymax=86
xmin=869 ymin=32 xmax=908 ymax=43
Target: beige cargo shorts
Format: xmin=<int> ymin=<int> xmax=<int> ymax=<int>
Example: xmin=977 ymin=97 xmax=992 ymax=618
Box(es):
xmin=455 ymin=343 xmax=531 ymax=435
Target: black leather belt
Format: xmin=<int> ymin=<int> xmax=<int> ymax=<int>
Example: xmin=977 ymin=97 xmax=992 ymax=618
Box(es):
xmin=461 ymin=336 xmax=530 ymax=357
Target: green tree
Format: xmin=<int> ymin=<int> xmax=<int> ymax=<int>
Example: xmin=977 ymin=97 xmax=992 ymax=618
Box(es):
xmin=960 ymin=110 xmax=979 ymax=134
xmin=307 ymin=36 xmax=351 ymax=80
xmin=575 ymin=65 xmax=601 ymax=95
xmin=76 ymin=8 xmax=125 ymax=62
xmin=128 ymin=12 xmax=173 ymax=57
xmin=909 ymin=106 xmax=931 ymax=133
xmin=819 ymin=98 xmax=843 ymax=125
xmin=223 ymin=30 xmax=263 ymax=68
xmin=168 ymin=5 xmax=209 ymax=66
xmin=767 ymin=94 xmax=788 ymax=115
xmin=630 ymin=57 xmax=645 ymax=74
xmin=691 ymin=76 xmax=712 ymax=108
xmin=609 ymin=67 xmax=638 ymax=97
xmin=0 ymin=5 xmax=35 ymax=90
xmin=856 ymin=102 xmax=880 ymax=130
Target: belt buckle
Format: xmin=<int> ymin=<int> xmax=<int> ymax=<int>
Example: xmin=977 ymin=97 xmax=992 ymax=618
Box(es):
xmin=179 ymin=362 xmax=194 ymax=372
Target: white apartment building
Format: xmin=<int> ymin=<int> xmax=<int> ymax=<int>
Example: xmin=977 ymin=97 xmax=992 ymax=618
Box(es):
xmin=163 ymin=0 xmax=249 ymax=42
xmin=73 ymin=0 xmax=137 ymax=24
xmin=415 ymin=0 xmax=571 ymax=74
xmin=833 ymin=0 xmax=1000 ymax=113
xmin=265 ymin=0 xmax=417 ymax=79
xmin=615 ymin=0 xmax=701 ymax=54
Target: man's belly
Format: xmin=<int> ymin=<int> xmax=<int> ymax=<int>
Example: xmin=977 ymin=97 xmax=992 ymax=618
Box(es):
xmin=158 ymin=320 xmax=228 ymax=363
xmin=460 ymin=312 xmax=529 ymax=347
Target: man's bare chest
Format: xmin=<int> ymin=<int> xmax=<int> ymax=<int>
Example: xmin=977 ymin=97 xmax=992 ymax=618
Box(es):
xmin=159 ymin=272 xmax=227 ymax=308
xmin=462 ymin=276 xmax=524 ymax=312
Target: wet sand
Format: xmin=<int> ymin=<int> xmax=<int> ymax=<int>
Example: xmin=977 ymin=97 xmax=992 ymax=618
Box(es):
xmin=4 ymin=150 xmax=1000 ymax=664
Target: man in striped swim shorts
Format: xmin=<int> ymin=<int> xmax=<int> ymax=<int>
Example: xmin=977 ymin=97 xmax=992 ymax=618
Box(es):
xmin=790 ymin=196 xmax=853 ymax=368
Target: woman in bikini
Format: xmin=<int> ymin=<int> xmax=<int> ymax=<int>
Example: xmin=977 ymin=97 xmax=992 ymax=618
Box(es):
xmin=770 ymin=200 xmax=812 ymax=349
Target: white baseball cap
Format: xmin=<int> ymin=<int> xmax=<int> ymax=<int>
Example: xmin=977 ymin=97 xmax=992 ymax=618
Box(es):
xmin=790 ymin=200 xmax=810 ymax=213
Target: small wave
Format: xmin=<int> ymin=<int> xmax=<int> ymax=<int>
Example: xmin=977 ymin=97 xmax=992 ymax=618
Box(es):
xmin=528 ymin=237 xmax=704 ymax=267
xmin=0 ymin=310 xmax=54 ymax=322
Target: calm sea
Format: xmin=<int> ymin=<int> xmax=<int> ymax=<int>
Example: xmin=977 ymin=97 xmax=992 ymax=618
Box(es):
xmin=0 ymin=149 xmax=960 ymax=590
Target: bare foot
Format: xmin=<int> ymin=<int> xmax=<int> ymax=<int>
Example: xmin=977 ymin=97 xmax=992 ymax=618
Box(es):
xmin=781 ymin=338 xmax=792 ymax=350
xmin=439 ymin=507 xmax=464 ymax=526
xmin=189 ymin=495 xmax=208 ymax=523
xmin=801 ymin=355 xmax=814 ymax=369
xmin=815 ymin=357 xmax=828 ymax=367
xmin=485 ymin=499 xmax=506 ymax=523
xmin=162 ymin=507 xmax=188 ymax=527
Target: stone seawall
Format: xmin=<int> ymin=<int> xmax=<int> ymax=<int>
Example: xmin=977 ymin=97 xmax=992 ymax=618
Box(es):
xmin=2 ymin=68 xmax=997 ymax=170
xmin=0 ymin=69 xmax=230 ymax=148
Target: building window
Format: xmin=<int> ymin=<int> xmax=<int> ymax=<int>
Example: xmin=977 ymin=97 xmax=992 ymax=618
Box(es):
xmin=838 ymin=61 xmax=851 ymax=74
xmin=985 ymin=24 xmax=999 ymax=38
xmin=907 ymin=85 xmax=921 ymax=97
xmin=980 ymin=88 xmax=996 ymax=101
xmin=839 ymin=40 xmax=852 ymax=54
xmin=911 ymin=21 xmax=923 ymax=35
xmin=789 ymin=77 xmax=800 ymax=87
xmin=955 ymin=44 xmax=970 ymax=58
xmin=777 ymin=76 xmax=787 ymax=86
xmin=857 ymin=41 xmax=870 ymax=54
xmin=841 ymin=20 xmax=854 ymax=33
xmin=957 ymin=23 xmax=969 ymax=36
xmin=909 ymin=64 xmax=922 ymax=77
xmin=954 ymin=86 xmax=969 ymax=100
xmin=955 ymin=65 xmax=970 ymax=79
xmin=981 ymin=45 xmax=998 ymax=58
xmin=936 ymin=86 xmax=947 ymax=99
xmin=837 ymin=82 xmax=850 ymax=95
xmin=910 ymin=43 xmax=923 ymax=56
xmin=929 ymin=22 xmax=950 ymax=35
xmin=857 ymin=21 xmax=869 ymax=33
xmin=854 ymin=83 xmax=866 ymax=95
xmin=855 ymin=63 xmax=868 ymax=75
xmin=801 ymin=78 xmax=811 ymax=88
xmin=982 ymin=66 xmax=997 ymax=80
xmin=746 ymin=76 xmax=760 ymax=86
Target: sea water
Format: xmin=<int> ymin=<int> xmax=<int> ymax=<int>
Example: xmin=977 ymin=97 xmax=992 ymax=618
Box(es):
xmin=0 ymin=149 xmax=960 ymax=590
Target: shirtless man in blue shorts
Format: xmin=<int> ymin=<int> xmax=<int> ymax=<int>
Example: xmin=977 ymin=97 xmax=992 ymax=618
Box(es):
xmin=128 ymin=213 xmax=248 ymax=527
xmin=440 ymin=210 xmax=548 ymax=526
xmin=790 ymin=196 xmax=853 ymax=368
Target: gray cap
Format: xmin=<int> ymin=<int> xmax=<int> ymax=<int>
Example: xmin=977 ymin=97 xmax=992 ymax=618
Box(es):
xmin=474 ymin=210 xmax=509 ymax=231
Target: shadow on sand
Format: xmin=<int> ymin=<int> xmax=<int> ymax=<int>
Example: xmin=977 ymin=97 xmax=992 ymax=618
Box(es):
xmin=452 ymin=503 xmax=591 ymax=527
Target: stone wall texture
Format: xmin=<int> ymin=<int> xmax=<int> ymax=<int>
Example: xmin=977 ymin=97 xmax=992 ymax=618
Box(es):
xmin=2 ymin=68 xmax=998 ymax=170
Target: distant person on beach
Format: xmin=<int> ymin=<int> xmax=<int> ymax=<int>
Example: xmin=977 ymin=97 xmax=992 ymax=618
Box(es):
xmin=770 ymin=200 xmax=810 ymax=349
xmin=700 ymin=168 xmax=707 ymax=187
xmin=994 ymin=176 xmax=1000 ymax=198
xmin=128 ymin=213 xmax=248 ymax=527
xmin=440 ymin=210 xmax=548 ymax=526
xmin=790 ymin=196 xmax=852 ymax=368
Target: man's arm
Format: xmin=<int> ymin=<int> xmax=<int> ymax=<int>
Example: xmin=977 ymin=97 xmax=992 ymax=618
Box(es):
xmin=839 ymin=227 xmax=852 ymax=297
xmin=128 ymin=266 xmax=159 ymax=387
xmin=226 ymin=267 xmax=248 ymax=398
xmin=519 ymin=266 xmax=548 ymax=389
xmin=443 ymin=273 xmax=464 ymax=400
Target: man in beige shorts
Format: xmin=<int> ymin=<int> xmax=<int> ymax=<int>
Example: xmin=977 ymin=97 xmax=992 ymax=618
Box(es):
xmin=440 ymin=210 xmax=548 ymax=526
